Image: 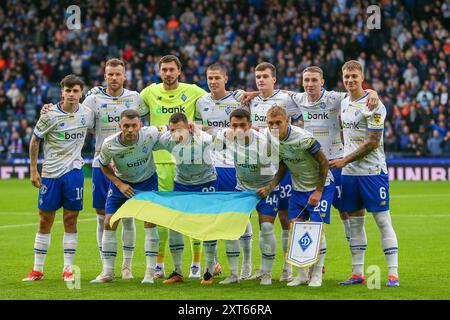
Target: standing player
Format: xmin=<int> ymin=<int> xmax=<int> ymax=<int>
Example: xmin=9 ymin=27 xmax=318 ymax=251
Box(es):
xmin=248 ymin=62 xmax=300 ymax=282
xmin=157 ymin=113 xmax=218 ymax=285
xmin=330 ymin=61 xmax=399 ymax=287
xmin=258 ymin=105 xmax=334 ymax=287
xmin=140 ymin=55 xmax=208 ymax=279
xmin=289 ymin=66 xmax=379 ymax=257
xmin=215 ymin=109 xmax=280 ymax=286
xmin=90 ymin=110 xmax=166 ymax=284
xmin=195 ymin=63 xmax=247 ymax=279
xmin=23 ymin=75 xmax=95 ymax=281
xmin=42 ymin=59 xmax=148 ymax=279
xmin=84 ymin=58 xmax=149 ymax=279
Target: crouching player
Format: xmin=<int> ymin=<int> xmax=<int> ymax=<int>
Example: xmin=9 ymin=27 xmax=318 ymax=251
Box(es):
xmin=215 ymin=109 xmax=279 ymax=285
xmin=257 ymin=106 xmax=334 ymax=287
xmin=90 ymin=109 xmax=166 ymax=284
xmin=157 ymin=113 xmax=219 ymax=284
xmin=24 ymin=75 xmax=95 ymax=281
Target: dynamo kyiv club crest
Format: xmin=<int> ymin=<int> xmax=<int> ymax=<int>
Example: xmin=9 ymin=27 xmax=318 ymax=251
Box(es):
xmin=299 ymin=232 xmax=312 ymax=251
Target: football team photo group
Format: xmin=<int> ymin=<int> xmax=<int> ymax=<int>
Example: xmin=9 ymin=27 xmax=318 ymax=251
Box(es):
xmin=1 ymin=0 xmax=449 ymax=303
xmin=24 ymin=55 xmax=399 ymax=289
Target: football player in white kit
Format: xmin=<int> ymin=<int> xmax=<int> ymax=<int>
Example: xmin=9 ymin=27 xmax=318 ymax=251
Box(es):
xmin=195 ymin=63 xmax=249 ymax=279
xmin=248 ymin=62 xmax=301 ymax=282
xmin=24 ymin=75 xmax=95 ymax=282
xmin=155 ymin=113 xmax=219 ymax=285
xmin=90 ymin=109 xmax=166 ymax=284
xmin=257 ymin=105 xmax=334 ymax=287
xmin=330 ymin=61 xmax=399 ymax=287
xmin=215 ymin=109 xmax=280 ymax=285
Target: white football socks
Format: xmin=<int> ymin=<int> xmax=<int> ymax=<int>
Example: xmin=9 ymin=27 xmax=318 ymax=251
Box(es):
xmin=144 ymin=227 xmax=159 ymax=271
xmin=226 ymin=240 xmax=240 ymax=276
xmin=281 ymin=229 xmax=291 ymax=272
xmin=341 ymin=217 xmax=351 ymax=244
xmin=63 ymin=232 xmax=78 ymax=272
xmin=121 ymin=218 xmax=135 ymax=269
xmin=260 ymin=222 xmax=276 ymax=274
xmin=372 ymin=210 xmax=399 ymax=277
xmin=33 ymin=233 xmax=51 ymax=272
xmin=349 ymin=216 xmax=367 ymax=276
xmin=240 ymin=220 xmax=252 ymax=267
xmin=316 ymin=233 xmax=327 ymax=269
xmin=96 ymin=214 xmax=104 ymax=260
xmin=169 ymin=230 xmax=184 ymax=274
xmin=203 ymin=240 xmax=217 ymax=274
xmin=102 ymin=230 xmax=117 ymax=274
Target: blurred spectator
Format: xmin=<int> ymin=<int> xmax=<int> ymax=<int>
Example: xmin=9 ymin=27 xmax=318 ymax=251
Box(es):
xmin=6 ymin=84 xmax=21 ymax=108
xmin=443 ymin=131 xmax=450 ymax=154
xmin=0 ymin=137 xmax=6 ymax=159
xmin=416 ymin=137 xmax=428 ymax=157
xmin=427 ymin=130 xmax=444 ymax=156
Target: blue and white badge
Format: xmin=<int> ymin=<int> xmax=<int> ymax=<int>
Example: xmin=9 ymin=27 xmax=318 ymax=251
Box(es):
xmin=286 ymin=221 xmax=324 ymax=267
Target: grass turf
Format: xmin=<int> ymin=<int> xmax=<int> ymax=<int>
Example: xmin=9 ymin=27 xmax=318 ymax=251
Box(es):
xmin=0 ymin=179 xmax=449 ymax=300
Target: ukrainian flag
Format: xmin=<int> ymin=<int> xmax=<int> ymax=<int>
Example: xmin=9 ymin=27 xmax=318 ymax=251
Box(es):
xmin=110 ymin=191 xmax=260 ymax=240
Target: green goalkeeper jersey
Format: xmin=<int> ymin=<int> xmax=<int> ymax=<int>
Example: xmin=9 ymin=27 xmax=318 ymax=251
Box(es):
xmin=140 ymin=82 xmax=207 ymax=164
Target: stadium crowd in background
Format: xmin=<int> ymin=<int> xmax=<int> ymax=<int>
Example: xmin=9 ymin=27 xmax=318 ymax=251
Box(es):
xmin=0 ymin=0 xmax=449 ymax=159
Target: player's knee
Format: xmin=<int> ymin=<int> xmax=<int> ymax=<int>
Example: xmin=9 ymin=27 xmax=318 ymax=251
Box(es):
xmin=279 ymin=215 xmax=290 ymax=229
xmin=95 ymin=208 xmax=105 ymax=216
xmin=63 ymin=214 xmax=78 ymax=229
xmin=260 ymin=222 xmax=274 ymax=236
xmin=104 ymin=215 xmax=117 ymax=230
xmin=122 ymin=217 xmax=135 ymax=231
xmin=144 ymin=222 xmax=156 ymax=228
xmin=339 ymin=211 xmax=349 ymax=220
xmin=38 ymin=217 xmax=53 ymax=233
xmin=373 ymin=211 xmax=391 ymax=230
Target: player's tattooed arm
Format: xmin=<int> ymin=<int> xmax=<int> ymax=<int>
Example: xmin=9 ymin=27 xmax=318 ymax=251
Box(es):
xmin=314 ymin=149 xmax=328 ymax=193
xmin=256 ymin=161 xmax=288 ymax=198
xmin=29 ymin=135 xmax=41 ymax=188
xmin=308 ymin=149 xmax=329 ymax=207
xmin=330 ymin=130 xmax=382 ymax=169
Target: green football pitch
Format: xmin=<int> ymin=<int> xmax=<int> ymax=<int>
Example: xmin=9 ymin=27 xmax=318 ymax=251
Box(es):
xmin=1 ymin=179 xmax=449 ymax=300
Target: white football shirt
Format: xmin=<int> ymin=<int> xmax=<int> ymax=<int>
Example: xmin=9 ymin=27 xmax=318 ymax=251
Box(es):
xmin=215 ymin=129 xmax=276 ymax=190
xmin=158 ymin=130 xmax=217 ymax=185
xmin=195 ymin=92 xmax=244 ymax=168
xmin=340 ymin=93 xmax=388 ymax=176
xmin=267 ymin=125 xmax=333 ymax=192
xmin=98 ymin=126 xmax=165 ymax=184
xmin=250 ymin=89 xmax=301 ymax=129
xmin=33 ymin=103 xmax=95 ymax=178
xmin=83 ymin=88 xmax=148 ymax=168
xmin=292 ymin=89 xmax=345 ymax=160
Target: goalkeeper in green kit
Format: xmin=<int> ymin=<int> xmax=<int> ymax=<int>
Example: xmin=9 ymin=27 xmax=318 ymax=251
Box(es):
xmin=139 ymin=55 xmax=210 ymax=279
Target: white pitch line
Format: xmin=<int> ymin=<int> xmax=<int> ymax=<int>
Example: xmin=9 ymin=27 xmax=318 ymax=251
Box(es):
xmin=0 ymin=218 xmax=97 ymax=229
xmin=390 ymin=194 xmax=450 ymax=198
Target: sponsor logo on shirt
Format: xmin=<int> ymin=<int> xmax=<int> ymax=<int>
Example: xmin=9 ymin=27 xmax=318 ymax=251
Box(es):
xmin=304 ymin=112 xmax=329 ymax=120
xmin=204 ymin=119 xmax=230 ymax=128
xmin=156 ymin=105 xmax=186 ymax=114
xmin=342 ymin=121 xmax=360 ymax=130
xmin=57 ymin=131 xmax=86 ymax=141
xmin=101 ymin=115 xmax=120 ymax=123
xmin=127 ymin=157 xmax=148 ymax=167
xmin=252 ymin=114 xmax=266 ymax=122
